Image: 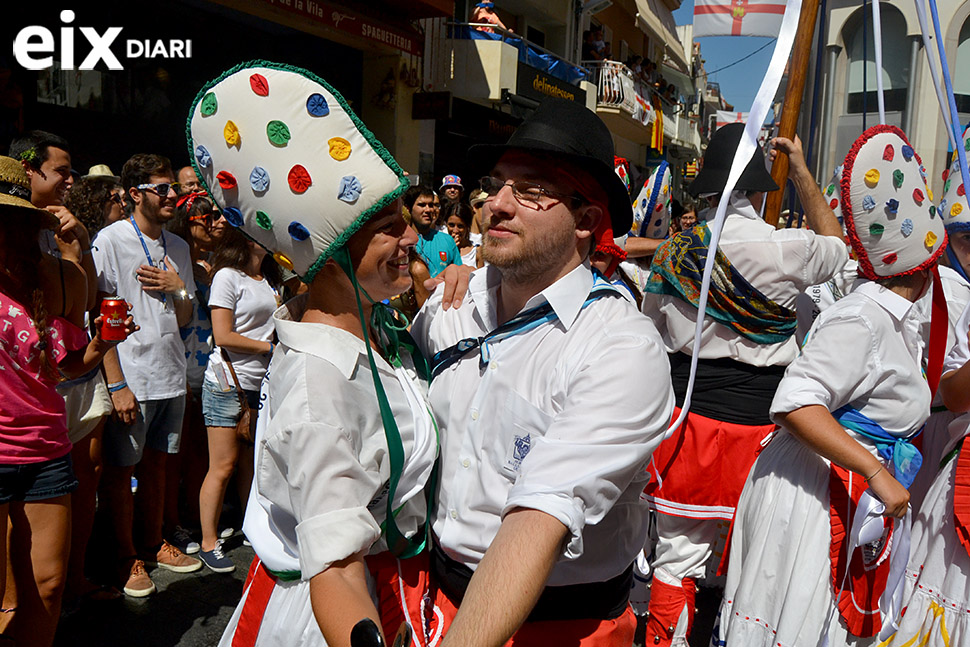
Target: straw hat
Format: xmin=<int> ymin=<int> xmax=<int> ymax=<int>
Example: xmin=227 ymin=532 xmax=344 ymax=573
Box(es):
xmin=840 ymin=125 xmax=946 ymax=279
xmin=469 ymin=189 xmax=488 ymax=208
xmin=84 ymin=164 xmax=120 ymax=181
xmin=187 ymin=60 xmax=408 ymax=282
xmin=0 ymin=156 xmax=58 ymax=228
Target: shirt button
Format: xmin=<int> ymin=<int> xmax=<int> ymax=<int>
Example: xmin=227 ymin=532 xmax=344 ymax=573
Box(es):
xmin=470 ymin=409 xmax=479 ymax=420
xmin=461 ymin=458 xmax=470 ymax=468
xmin=489 ymin=361 xmax=499 ymax=371
xmin=450 ymin=509 xmax=458 ymax=519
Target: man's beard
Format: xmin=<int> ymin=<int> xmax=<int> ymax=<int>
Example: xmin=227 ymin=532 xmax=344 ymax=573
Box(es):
xmin=480 ymin=218 xmax=575 ymax=284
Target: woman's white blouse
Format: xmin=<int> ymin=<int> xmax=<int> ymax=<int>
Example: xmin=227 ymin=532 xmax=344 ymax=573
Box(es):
xmin=244 ymin=296 xmax=437 ymax=579
xmin=771 ymin=280 xmax=930 ymax=438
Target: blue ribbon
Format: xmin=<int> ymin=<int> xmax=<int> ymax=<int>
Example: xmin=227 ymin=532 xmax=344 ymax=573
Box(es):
xmin=431 ymin=273 xmax=620 ymax=380
xmin=833 ymin=405 xmax=922 ymax=489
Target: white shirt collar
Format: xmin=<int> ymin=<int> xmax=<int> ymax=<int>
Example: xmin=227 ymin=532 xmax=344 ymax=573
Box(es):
xmin=273 ymin=294 xmax=366 ymax=379
xmin=852 ymin=279 xmax=917 ymax=322
xmin=698 ymin=192 xmax=761 ymax=223
xmin=467 ymin=263 xmax=594 ymax=333
xmin=726 ymin=191 xmax=762 ymax=220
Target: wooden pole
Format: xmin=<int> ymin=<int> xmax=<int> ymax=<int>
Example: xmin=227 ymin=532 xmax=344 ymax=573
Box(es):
xmin=764 ymin=0 xmax=822 ymax=227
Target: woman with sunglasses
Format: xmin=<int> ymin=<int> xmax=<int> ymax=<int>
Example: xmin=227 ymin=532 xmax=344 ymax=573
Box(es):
xmin=163 ymin=191 xmax=226 ymax=554
xmin=197 ymin=225 xmax=280 ymax=573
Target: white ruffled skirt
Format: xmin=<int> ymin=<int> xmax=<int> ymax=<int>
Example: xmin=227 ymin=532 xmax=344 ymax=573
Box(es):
xmin=716 ymin=431 xmax=877 ymax=647
xmin=881 ymin=435 xmax=970 ymax=647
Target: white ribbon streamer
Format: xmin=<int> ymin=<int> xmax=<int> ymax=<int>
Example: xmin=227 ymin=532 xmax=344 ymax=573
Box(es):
xmin=871 ymin=0 xmax=886 ymax=124
xmin=913 ymin=0 xmax=958 ymax=151
xmin=659 ymin=0 xmax=802 ymax=441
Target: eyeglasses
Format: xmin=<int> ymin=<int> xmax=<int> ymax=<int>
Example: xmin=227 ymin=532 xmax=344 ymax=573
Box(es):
xmin=479 ymin=176 xmax=583 ymax=210
xmin=136 ymin=182 xmax=180 ymax=196
xmin=108 ymin=193 xmax=125 ymax=205
xmin=189 ymin=210 xmax=223 ymax=225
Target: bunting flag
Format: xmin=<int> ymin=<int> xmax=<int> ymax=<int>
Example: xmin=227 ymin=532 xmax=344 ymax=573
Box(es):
xmin=716 ymin=111 xmax=748 ymax=129
xmin=651 ymin=105 xmax=664 ymax=153
xmin=694 ymin=0 xmax=786 ymax=38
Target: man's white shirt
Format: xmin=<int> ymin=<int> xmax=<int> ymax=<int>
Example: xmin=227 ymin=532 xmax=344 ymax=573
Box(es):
xmin=92 ymin=219 xmax=196 ymax=400
xmin=412 ymin=263 xmax=675 ymax=586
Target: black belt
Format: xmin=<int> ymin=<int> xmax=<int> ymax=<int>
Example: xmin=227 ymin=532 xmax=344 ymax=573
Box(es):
xmin=669 ymin=352 xmax=784 ymax=426
xmin=430 ymin=541 xmax=632 ymax=622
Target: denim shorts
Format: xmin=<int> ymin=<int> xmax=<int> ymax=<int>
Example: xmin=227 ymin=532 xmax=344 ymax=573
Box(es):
xmin=202 ymin=379 xmax=260 ymax=428
xmin=103 ymin=396 xmax=186 ymax=467
xmin=0 ymin=453 xmax=78 ymax=504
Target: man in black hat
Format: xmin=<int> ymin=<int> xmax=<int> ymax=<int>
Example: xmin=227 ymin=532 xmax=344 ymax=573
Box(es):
xmin=409 ymin=97 xmax=676 ymax=647
xmin=638 ymin=127 xmax=847 ymax=646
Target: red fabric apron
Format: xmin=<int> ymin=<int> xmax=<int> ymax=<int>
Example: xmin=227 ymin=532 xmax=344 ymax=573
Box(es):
xmin=642 ymin=408 xmax=775 ymax=519
xmin=387 ymin=552 xmax=637 ymax=647
xmin=953 ymin=438 xmax=970 ymax=560
xmin=231 ymin=559 xmax=279 ymax=647
xmin=228 ymin=555 xmax=429 ymax=647
xmin=829 ymin=464 xmax=894 ymax=638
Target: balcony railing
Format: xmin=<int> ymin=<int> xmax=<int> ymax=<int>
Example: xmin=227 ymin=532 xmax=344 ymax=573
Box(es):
xmin=450 ymin=22 xmax=586 ymax=85
xmin=582 ymin=61 xmax=652 ymax=125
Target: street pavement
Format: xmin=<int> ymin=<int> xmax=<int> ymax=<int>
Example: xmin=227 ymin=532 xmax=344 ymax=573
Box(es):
xmin=52 ymin=535 xmax=721 ymax=647
xmin=54 ymin=535 xmax=253 ymax=647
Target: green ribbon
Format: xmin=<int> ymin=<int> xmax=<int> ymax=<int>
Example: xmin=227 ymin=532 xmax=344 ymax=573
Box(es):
xmin=332 ymin=247 xmax=437 ymax=560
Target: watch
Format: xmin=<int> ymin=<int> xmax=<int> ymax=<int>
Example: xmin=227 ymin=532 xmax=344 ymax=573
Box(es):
xmin=176 ymin=288 xmax=193 ymax=301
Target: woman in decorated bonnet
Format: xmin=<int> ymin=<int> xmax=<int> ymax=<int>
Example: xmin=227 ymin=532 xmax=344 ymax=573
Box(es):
xmin=188 ymin=62 xmax=438 ymax=647
xmin=717 ymin=125 xmax=948 ymax=647
xmin=882 ymin=125 xmax=970 ymax=647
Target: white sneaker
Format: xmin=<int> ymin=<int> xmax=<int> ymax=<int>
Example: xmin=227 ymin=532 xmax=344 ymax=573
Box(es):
xmin=171 ymin=526 xmax=201 ymax=555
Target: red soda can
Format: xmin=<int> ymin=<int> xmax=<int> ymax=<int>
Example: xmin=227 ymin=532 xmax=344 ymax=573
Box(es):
xmin=100 ymin=297 xmax=128 ymax=341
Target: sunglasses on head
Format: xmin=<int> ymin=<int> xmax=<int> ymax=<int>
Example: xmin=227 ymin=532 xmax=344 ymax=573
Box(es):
xmin=136 ymin=182 xmax=180 ymax=196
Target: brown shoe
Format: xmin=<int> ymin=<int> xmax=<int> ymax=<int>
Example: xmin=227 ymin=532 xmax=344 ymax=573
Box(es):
xmin=122 ymin=560 xmax=156 ymax=597
xmin=146 ymin=540 xmax=202 ymax=573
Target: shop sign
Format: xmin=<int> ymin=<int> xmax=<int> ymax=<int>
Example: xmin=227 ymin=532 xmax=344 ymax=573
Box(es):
xmin=515 ymin=63 xmax=586 ymax=104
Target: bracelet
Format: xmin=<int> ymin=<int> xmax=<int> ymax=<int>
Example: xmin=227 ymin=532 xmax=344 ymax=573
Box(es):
xmin=107 ymin=381 xmax=128 ymax=393
xmin=82 ymin=247 xmax=93 ymax=256
xmin=268 ymin=342 xmax=275 ymax=354
xmin=864 ymin=466 xmax=884 ymax=483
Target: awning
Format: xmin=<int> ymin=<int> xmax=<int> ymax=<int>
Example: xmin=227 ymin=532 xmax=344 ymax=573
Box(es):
xmin=634 ymin=0 xmax=688 ymax=71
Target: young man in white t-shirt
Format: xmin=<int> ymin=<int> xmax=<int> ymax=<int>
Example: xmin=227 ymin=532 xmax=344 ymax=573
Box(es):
xmin=93 ymin=154 xmax=202 ymax=597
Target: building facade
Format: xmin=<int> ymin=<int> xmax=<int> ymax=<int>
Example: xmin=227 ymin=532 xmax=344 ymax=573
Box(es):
xmin=805 ymin=0 xmax=970 ymax=197
xmin=417 ymin=0 xmax=703 ymax=193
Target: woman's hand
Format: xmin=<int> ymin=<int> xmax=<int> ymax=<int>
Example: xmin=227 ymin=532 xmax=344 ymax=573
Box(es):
xmin=48 ymin=205 xmax=91 ymax=262
xmin=867 ymin=468 xmax=910 ymax=519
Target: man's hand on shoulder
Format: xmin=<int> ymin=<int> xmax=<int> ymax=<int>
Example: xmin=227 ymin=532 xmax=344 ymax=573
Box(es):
xmin=424 ymin=264 xmax=473 ymax=311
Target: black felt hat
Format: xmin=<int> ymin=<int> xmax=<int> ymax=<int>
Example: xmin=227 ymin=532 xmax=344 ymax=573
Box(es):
xmin=469 ymin=97 xmax=633 ymax=234
xmin=689 ymin=123 xmax=779 ymax=197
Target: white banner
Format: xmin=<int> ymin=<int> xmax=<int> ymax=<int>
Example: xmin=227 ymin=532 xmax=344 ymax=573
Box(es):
xmin=716 ymin=110 xmax=748 ymax=128
xmin=694 ymin=0 xmax=786 ymax=37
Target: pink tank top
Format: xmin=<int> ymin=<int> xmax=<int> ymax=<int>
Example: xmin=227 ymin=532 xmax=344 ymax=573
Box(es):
xmin=0 ymin=290 xmax=87 ymax=463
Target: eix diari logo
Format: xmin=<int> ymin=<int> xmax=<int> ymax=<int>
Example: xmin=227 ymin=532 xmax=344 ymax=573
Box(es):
xmin=13 ymin=10 xmax=192 ymax=71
